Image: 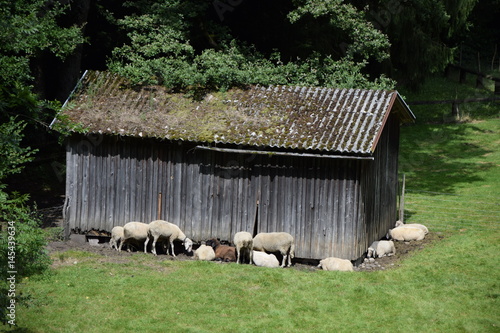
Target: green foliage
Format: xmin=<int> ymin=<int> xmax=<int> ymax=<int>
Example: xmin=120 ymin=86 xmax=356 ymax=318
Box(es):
xmin=288 ymin=0 xmax=391 ymax=62
xmin=0 ymin=118 xmax=37 ymax=180
xmin=0 ymin=0 xmax=85 ymax=85
xmin=0 ymin=197 xmax=51 ymax=278
xmin=0 ymin=117 xmax=50 ymax=324
xmin=107 ymin=0 xmax=395 ymax=91
xmin=365 ymin=0 xmax=478 ymax=90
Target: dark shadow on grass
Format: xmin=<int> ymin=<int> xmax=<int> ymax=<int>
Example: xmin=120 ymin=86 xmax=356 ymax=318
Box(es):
xmin=399 ymin=123 xmax=496 ymax=193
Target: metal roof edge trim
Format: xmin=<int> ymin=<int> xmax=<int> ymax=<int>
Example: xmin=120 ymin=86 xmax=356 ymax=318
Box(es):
xmin=395 ymin=92 xmax=417 ymax=122
xmin=369 ymin=91 xmax=415 ymax=152
xmin=195 ymin=145 xmax=375 ymax=160
xmin=369 ymin=91 xmax=396 ymax=152
xmin=49 ymin=70 xmax=89 ymax=129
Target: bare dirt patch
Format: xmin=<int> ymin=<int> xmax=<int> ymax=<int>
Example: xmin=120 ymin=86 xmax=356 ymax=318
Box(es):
xmin=46 ymin=232 xmax=445 ymax=271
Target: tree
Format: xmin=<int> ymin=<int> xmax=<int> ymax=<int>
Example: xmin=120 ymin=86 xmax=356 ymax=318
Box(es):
xmin=0 ymin=118 xmax=51 ymax=325
xmin=0 ymin=0 xmax=85 ymax=125
xmin=0 ymin=2 xmax=85 ymax=322
xmin=364 ymin=0 xmax=478 ymax=90
xmin=107 ymin=0 xmax=395 ymax=91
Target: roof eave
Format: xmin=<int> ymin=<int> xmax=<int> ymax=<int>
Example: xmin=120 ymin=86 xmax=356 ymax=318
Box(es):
xmin=369 ymin=91 xmax=416 ymax=153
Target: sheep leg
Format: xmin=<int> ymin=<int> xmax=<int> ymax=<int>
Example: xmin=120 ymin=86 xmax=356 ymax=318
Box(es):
xmin=170 ymin=240 xmax=176 ymax=257
xmin=280 ymin=252 xmax=286 ymax=268
xmin=236 ymin=247 xmax=241 ymax=264
xmin=149 ymin=236 xmax=157 ymax=256
xmin=144 ymin=237 xmax=150 ymax=253
xmin=118 ymin=239 xmax=125 ymax=252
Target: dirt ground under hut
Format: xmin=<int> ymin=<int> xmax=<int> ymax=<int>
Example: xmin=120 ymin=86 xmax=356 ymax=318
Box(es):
xmin=46 ymin=231 xmax=444 ymax=272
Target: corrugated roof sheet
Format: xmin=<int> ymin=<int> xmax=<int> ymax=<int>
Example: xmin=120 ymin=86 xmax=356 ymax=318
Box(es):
xmin=56 ymin=70 xmax=415 ymax=155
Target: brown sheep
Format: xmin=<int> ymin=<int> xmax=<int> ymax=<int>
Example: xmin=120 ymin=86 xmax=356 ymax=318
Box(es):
xmin=205 ymin=238 xmax=236 ymax=262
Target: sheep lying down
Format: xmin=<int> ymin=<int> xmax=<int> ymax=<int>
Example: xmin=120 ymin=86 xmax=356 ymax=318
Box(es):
xmin=395 ymin=220 xmax=429 ymax=234
xmin=193 ymin=244 xmax=216 ymax=261
xmin=387 ymin=227 xmax=426 ymax=241
xmin=206 ymin=238 xmax=236 ymax=262
xmin=252 ymin=251 xmax=280 ymax=268
xmin=367 ymin=240 xmax=396 ymax=258
xmin=318 ymin=257 xmax=354 ymax=272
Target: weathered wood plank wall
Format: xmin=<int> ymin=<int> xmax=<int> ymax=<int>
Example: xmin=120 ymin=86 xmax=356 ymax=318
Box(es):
xmin=65 ymin=116 xmax=399 ymax=260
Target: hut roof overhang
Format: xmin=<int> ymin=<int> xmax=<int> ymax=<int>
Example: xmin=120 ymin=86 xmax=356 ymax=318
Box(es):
xmin=53 ymin=70 xmax=415 ymax=156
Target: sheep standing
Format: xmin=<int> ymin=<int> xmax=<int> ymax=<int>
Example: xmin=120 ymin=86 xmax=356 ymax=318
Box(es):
xmin=147 ymin=220 xmax=193 ymax=256
xmin=233 ymin=231 xmax=253 ymax=264
xmin=387 ymin=227 xmax=426 ymax=241
xmin=109 ymin=226 xmax=124 ymax=251
xmin=193 ymin=244 xmax=216 ymax=261
xmin=119 ymin=221 xmax=150 ymax=253
xmin=205 ymin=238 xmax=236 ymax=262
xmin=395 ymin=220 xmax=429 ymax=234
xmin=252 ymin=251 xmax=280 ymax=268
xmin=318 ymin=257 xmax=354 ymax=272
xmin=367 ymin=240 xmax=396 ymax=258
xmin=252 ymin=232 xmax=295 ymax=268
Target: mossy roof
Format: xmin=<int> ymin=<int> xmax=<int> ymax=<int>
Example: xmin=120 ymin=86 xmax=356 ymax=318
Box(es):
xmin=55 ymin=70 xmax=415 ymax=155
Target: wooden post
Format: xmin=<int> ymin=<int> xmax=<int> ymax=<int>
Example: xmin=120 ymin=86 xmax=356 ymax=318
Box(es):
xmin=157 ymin=192 xmax=162 ymax=220
xmin=399 ymin=174 xmax=406 ymax=222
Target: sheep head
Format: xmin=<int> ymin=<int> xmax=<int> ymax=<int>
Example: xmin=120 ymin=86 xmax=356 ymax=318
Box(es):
xmin=184 ymin=238 xmax=193 ymax=253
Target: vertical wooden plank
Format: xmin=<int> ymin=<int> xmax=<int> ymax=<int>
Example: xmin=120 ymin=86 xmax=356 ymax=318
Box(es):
xmin=65 ymin=140 xmax=76 ymax=233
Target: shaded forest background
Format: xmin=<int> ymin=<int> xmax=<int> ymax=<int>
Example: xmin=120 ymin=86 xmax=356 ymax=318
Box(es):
xmin=1 ymin=0 xmax=499 ymax=210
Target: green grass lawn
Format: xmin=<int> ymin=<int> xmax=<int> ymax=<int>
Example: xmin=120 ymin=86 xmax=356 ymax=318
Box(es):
xmin=4 ymin=76 xmax=500 ymax=332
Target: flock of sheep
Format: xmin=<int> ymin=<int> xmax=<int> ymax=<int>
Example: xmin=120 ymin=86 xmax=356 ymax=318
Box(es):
xmin=108 ymin=219 xmax=428 ymax=271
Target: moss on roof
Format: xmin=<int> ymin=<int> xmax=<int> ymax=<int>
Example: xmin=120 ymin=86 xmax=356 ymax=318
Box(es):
xmin=55 ymin=70 xmax=415 ymax=154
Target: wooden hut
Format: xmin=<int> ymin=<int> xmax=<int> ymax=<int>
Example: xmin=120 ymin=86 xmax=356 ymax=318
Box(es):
xmin=53 ymin=70 xmax=415 ymax=260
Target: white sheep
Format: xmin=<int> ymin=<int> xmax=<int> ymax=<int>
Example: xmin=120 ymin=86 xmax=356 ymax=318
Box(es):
xmin=317 ymin=257 xmax=354 ymax=272
xmin=193 ymin=244 xmax=216 ymax=261
xmin=253 ymin=232 xmax=295 ymax=268
xmin=387 ymin=227 xmax=426 ymax=241
xmin=252 ymin=251 xmax=280 ymax=268
xmin=109 ymin=226 xmax=124 ymax=251
xmin=146 ymin=220 xmax=193 ymax=256
xmin=119 ymin=221 xmax=150 ymax=253
xmin=367 ymin=240 xmax=396 ymax=258
xmin=233 ymin=231 xmax=253 ymax=265
xmin=395 ymin=220 xmax=429 ymax=234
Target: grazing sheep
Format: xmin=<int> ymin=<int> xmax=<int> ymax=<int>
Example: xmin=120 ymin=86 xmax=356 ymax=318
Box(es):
xmin=233 ymin=231 xmax=253 ymax=264
xmin=119 ymin=221 xmax=150 ymax=253
xmin=367 ymin=240 xmax=396 ymax=258
xmin=193 ymin=244 xmax=216 ymax=261
xmin=205 ymin=238 xmax=236 ymax=262
xmin=317 ymin=257 xmax=354 ymax=272
xmin=395 ymin=220 xmax=429 ymax=234
xmin=109 ymin=226 xmax=124 ymax=251
xmin=252 ymin=251 xmax=280 ymax=268
xmin=147 ymin=220 xmax=193 ymax=256
xmin=252 ymin=232 xmax=295 ymax=268
xmin=366 ymin=241 xmax=379 ymax=258
xmin=387 ymin=227 xmax=426 ymax=241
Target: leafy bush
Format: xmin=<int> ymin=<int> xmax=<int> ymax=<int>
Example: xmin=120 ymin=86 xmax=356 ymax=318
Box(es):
xmin=0 ymin=118 xmax=51 ymax=324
